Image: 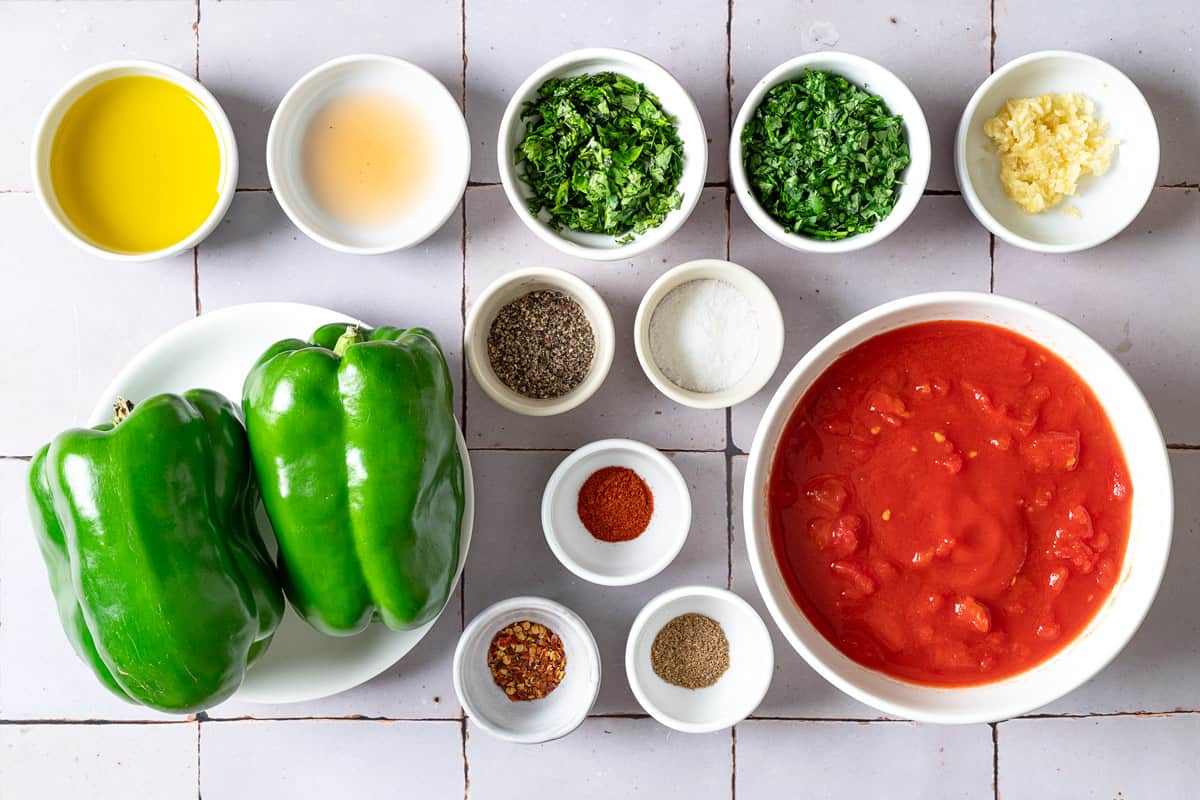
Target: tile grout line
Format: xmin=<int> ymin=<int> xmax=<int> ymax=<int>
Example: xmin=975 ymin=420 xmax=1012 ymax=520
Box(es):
xmin=991 ymin=721 xmax=999 ymax=800
xmin=460 ymin=2 xmax=471 ymax=797
xmin=8 ymin=708 xmax=1200 ymax=726
xmin=196 ymin=719 xmax=203 ymax=800
xmin=193 ymin=0 xmax=200 ymax=81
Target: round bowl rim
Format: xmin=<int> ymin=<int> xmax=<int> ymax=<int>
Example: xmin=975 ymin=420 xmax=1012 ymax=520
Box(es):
xmin=953 ymin=49 xmax=1160 ymax=254
xmin=742 ymin=290 xmax=1173 ymax=723
xmin=496 ymin=46 xmax=708 ymax=262
xmin=30 ymin=58 xmax=239 ymax=262
xmin=729 ymin=50 xmax=931 ymax=254
xmin=453 ymin=595 xmax=601 ymax=744
xmin=541 ymin=438 xmax=692 ymax=586
xmin=624 ymin=584 xmax=774 ymax=733
xmin=464 ymin=266 xmax=616 ymax=417
xmin=633 ymin=258 xmax=785 ymax=409
xmin=265 ymin=52 xmax=470 ymax=255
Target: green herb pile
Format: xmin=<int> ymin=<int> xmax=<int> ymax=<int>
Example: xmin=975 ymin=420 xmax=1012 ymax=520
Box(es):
xmin=741 ymin=69 xmax=910 ymax=240
xmin=516 ymin=72 xmax=684 ymax=243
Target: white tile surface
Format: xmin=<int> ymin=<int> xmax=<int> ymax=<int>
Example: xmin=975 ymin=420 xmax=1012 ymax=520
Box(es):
xmin=736 ymin=719 xmax=993 ymax=800
xmin=994 ymin=0 xmax=1200 ymax=184
xmin=729 ymin=194 xmax=991 ymax=450
xmin=0 ymin=194 xmax=195 ymax=457
xmin=731 ymin=0 xmax=991 ymax=191
xmin=464 ymin=185 xmax=726 ymax=450
xmin=200 ymin=719 xmax=463 ymax=799
xmin=5 ymin=1 xmax=1200 ymax=796
xmin=994 ymin=188 xmax=1200 ymax=446
xmin=463 ymin=449 xmax=728 ymax=713
xmin=0 ymin=722 xmax=198 ymax=799
xmin=200 ymin=0 xmax=463 ymax=189
xmin=466 ymin=717 xmax=731 ymax=800
xmin=998 ymin=714 xmax=1200 ymax=799
xmin=465 ymin=0 xmax=730 ymax=183
xmin=0 ymin=0 xmax=196 ymax=189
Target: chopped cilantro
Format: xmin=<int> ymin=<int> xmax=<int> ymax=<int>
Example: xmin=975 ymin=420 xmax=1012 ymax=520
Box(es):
xmin=741 ymin=69 xmax=910 ymax=241
xmin=516 ymin=72 xmax=684 ymax=243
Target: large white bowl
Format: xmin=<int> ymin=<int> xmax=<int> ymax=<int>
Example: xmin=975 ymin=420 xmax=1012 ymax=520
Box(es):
xmin=730 ymin=52 xmax=930 ymax=254
xmin=497 ymin=48 xmax=708 ymax=262
xmin=743 ymin=292 xmax=1172 ymax=724
xmin=89 ymin=302 xmax=474 ymax=705
xmin=955 ymin=51 xmax=1159 ymax=253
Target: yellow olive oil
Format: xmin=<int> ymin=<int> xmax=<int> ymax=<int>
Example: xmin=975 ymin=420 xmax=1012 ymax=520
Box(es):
xmin=300 ymin=90 xmax=432 ymax=226
xmin=50 ymin=75 xmax=222 ymax=254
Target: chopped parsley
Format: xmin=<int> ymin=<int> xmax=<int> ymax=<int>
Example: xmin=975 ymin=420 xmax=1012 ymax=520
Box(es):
xmin=741 ymin=69 xmax=910 ymax=241
xmin=516 ymin=72 xmax=684 ymax=244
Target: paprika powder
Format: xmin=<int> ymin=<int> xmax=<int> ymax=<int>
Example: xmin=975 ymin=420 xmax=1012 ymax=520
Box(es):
xmin=577 ymin=466 xmax=654 ymax=542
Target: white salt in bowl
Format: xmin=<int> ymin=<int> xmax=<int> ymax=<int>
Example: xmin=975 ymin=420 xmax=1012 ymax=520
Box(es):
xmin=626 ymin=586 xmax=774 ymax=733
xmin=634 ymin=259 xmax=784 ymax=409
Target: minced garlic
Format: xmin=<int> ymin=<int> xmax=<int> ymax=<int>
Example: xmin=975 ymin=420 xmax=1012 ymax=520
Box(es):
xmin=983 ymin=93 xmax=1116 ymax=214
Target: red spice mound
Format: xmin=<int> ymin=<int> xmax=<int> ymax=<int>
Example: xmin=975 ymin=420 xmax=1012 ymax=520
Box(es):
xmin=577 ymin=466 xmax=654 ymax=542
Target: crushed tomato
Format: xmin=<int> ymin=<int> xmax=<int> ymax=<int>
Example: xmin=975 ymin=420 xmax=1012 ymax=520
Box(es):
xmin=767 ymin=321 xmax=1132 ymax=685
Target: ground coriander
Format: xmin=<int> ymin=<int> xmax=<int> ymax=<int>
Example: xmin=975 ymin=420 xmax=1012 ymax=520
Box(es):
xmin=651 ymin=612 xmax=730 ymax=689
xmin=487 ymin=290 xmax=595 ymax=399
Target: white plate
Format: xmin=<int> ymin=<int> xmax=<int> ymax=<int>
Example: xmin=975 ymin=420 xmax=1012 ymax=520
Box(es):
xmin=88 ymin=302 xmax=474 ymax=705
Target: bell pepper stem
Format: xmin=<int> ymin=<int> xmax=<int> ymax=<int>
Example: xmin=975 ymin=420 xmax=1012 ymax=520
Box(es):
xmin=111 ymin=397 xmax=135 ymax=426
xmin=333 ymin=325 xmax=364 ymax=357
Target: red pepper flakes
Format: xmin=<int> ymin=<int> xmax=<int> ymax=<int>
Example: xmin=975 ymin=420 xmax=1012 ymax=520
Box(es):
xmin=577 ymin=466 xmax=654 ymax=542
xmin=487 ymin=620 xmax=567 ymax=702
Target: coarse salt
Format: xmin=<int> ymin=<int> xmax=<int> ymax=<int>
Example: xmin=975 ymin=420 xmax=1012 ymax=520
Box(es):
xmin=648 ymin=279 xmax=759 ymax=393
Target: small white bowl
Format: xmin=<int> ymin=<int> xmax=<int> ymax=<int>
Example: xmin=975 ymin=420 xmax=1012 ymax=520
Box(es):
xmin=730 ymin=52 xmax=931 ymax=254
xmin=955 ymin=50 xmax=1159 ymax=253
xmin=497 ymin=48 xmax=708 ymax=261
xmin=634 ymin=259 xmax=784 ymax=409
xmin=465 ymin=267 xmax=615 ymax=416
xmin=31 ymin=60 xmax=238 ymax=261
xmin=626 ymin=586 xmax=774 ymax=733
xmin=454 ymin=596 xmax=601 ymax=744
xmin=266 ymin=54 xmax=469 ymax=254
xmin=744 ymin=291 xmax=1173 ymax=724
xmin=542 ymin=439 xmax=691 ymax=586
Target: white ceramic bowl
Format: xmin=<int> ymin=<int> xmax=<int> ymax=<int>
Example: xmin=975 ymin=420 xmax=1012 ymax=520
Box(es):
xmin=730 ymin=51 xmax=930 ymax=254
xmin=541 ymin=439 xmax=691 ymax=586
xmin=267 ymin=54 xmax=469 ymax=254
xmin=634 ymin=259 xmax=785 ymax=409
xmin=743 ymin=291 xmax=1173 ymax=724
xmin=626 ymin=586 xmax=774 ymax=733
xmin=454 ymin=596 xmax=601 ymax=744
xmin=956 ymin=50 xmax=1159 ymax=253
xmin=497 ymin=48 xmax=708 ymax=261
xmin=31 ymin=60 xmax=238 ymax=261
xmin=464 ymin=267 xmax=615 ymax=416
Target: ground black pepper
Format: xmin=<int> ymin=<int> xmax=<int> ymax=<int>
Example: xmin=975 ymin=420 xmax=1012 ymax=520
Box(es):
xmin=487 ymin=290 xmax=595 ymax=399
xmin=651 ymin=613 xmax=730 ymax=689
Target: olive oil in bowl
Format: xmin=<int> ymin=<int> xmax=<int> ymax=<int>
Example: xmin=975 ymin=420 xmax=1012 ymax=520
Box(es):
xmin=49 ymin=74 xmax=224 ymax=255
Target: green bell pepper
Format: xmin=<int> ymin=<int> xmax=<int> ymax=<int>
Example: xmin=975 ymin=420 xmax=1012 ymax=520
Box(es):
xmin=27 ymin=389 xmax=284 ymax=713
xmin=243 ymin=323 xmax=464 ymax=636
